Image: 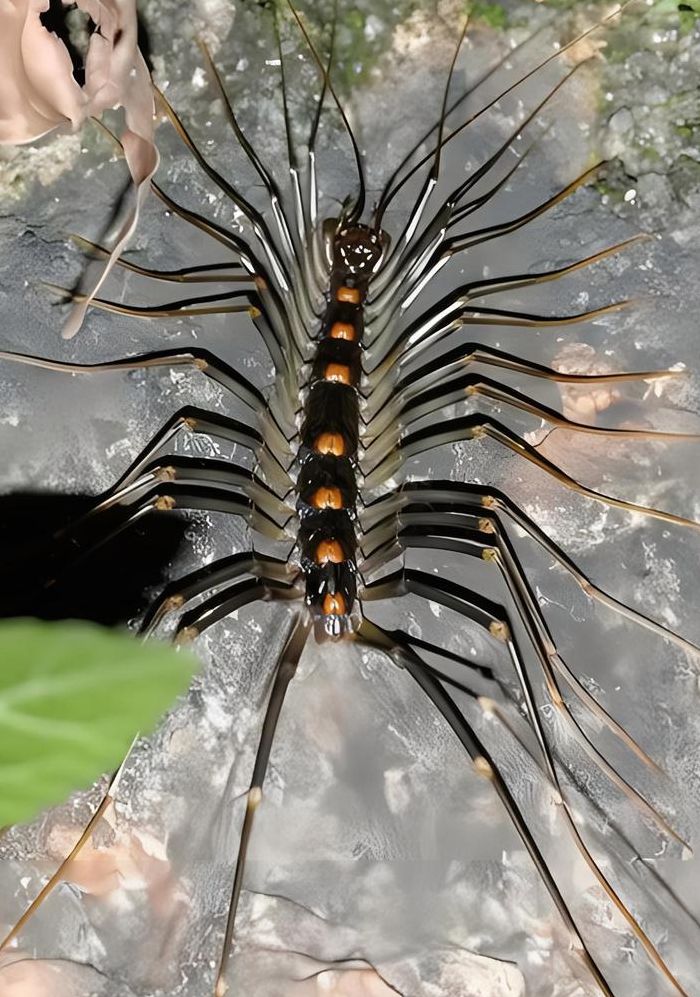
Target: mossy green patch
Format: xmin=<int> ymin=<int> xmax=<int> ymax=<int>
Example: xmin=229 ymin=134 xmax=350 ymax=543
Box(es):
xmin=468 ymin=2 xmax=508 ymax=29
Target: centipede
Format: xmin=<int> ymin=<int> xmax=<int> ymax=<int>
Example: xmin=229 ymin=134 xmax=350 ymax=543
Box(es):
xmin=1 ymin=0 xmax=699 ymax=994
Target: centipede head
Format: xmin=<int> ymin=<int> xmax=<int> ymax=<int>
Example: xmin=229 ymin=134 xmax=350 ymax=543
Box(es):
xmin=323 ymin=219 xmax=389 ymax=278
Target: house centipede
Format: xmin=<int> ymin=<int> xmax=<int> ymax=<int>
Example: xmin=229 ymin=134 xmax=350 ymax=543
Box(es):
xmin=1 ymin=1 xmax=699 ymax=994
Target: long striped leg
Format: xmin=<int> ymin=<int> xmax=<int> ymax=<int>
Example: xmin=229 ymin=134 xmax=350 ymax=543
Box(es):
xmin=304 ymin=0 xmax=337 ymax=290
xmin=0 ymin=741 xmax=136 ymax=952
xmin=285 ymin=1 xmax=366 ymax=227
xmin=365 ymin=16 xmax=470 ymax=300
xmin=74 ymin=404 xmax=293 ymax=507
xmin=198 ymin=43 xmax=302 ymax=275
xmin=45 ymin=279 xmax=308 ymax=368
xmin=369 ymin=65 xmax=584 ymax=319
xmin=63 ymin=145 xmax=309 ymax=370
xmin=361 ymin=375 xmax=696 ymax=469
xmin=360 ymin=574 xmax=689 ymax=995
xmin=360 ymin=524 xmax=685 ymax=844
xmin=156 ymin=71 xmax=314 ymax=345
xmin=33 ymin=468 xmax=293 ymax=611
xmin=363 ymin=343 xmax=679 ymax=436
xmin=375 ymin=156 xmax=606 ymax=324
xmin=213 ymin=614 xmax=311 ymax=997
xmin=371 ymin=17 xmax=555 ymax=244
xmin=360 ymin=501 xmax=699 ymax=750
xmin=364 ymin=299 xmax=632 ymax=383
xmin=355 ymin=602 xmax=700 ymax=941
xmin=371 ymin=2 xmax=633 ymax=229
xmin=139 ymin=552 xmax=295 ymax=637
xmin=154 ymin=88 xmax=301 ymax=322
xmin=80 ymin=458 xmax=292 ymax=535
xmin=173 ymin=575 xmax=301 ymax=645
xmin=69 ymin=235 xmax=248 ymax=283
xmin=367 ymin=231 xmax=645 ymax=371
xmin=354 ymin=617 xmax=616 ymax=997
xmin=0 ymin=347 xmax=298 ymax=444
xmin=42 ymin=422 xmax=292 ymax=555
xmin=369 ymin=143 xmax=538 ymax=325
xmin=148 ymin=181 xmax=307 ymax=378
xmin=362 ymin=414 xmax=700 ymax=534
xmin=358 ymin=482 xmax=700 ymax=662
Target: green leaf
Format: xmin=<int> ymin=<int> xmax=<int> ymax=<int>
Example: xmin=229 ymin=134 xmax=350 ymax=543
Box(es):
xmin=0 ymin=619 xmax=198 ymax=828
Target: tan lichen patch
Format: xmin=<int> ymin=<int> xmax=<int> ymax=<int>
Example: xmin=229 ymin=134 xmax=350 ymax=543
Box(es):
xmin=552 ymin=341 xmax=623 ymax=421
xmin=0 ymin=133 xmax=82 ymax=201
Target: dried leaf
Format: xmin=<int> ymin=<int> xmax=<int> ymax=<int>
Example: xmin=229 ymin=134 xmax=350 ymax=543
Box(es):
xmin=0 ymin=0 xmax=159 ymax=338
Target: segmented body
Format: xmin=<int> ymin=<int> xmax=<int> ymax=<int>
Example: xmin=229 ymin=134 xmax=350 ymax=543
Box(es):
xmin=296 ymin=223 xmax=383 ymax=631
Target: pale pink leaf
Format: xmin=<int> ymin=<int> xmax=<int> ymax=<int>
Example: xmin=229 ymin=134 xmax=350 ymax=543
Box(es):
xmin=0 ymin=0 xmax=158 ymax=338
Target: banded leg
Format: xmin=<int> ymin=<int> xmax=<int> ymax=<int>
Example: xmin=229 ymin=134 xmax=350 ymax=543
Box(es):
xmin=358 ymin=481 xmax=700 ymax=662
xmin=69 ymin=235 xmax=246 ymax=281
xmin=361 ymin=374 xmax=696 ymax=462
xmin=383 ymin=154 xmax=605 ymax=321
xmin=367 ymin=231 xmax=645 ymax=363
xmin=360 ymin=522 xmax=686 ymax=844
xmin=149 ymin=180 xmax=310 ymax=382
xmin=139 ymin=552 xmax=296 ymax=637
xmin=364 ymin=299 xmax=631 ymax=382
xmin=362 ymin=414 xmax=700 ymax=533
xmin=370 ymin=65 xmax=585 ymax=319
xmin=286 ymin=1 xmax=366 ymax=227
xmin=365 ymin=16 xmax=470 ymax=300
xmin=97 ymin=406 xmax=293 ymax=501
xmin=370 ymin=157 xmax=610 ymax=340
xmin=360 ymin=574 xmax=689 ymax=995
xmin=89 ymin=458 xmax=292 ymax=535
xmin=198 ymin=39 xmax=320 ymax=326
xmin=154 ymin=87 xmax=302 ymax=325
xmin=174 ymin=575 xmax=301 ymax=645
xmin=372 ymin=2 xmax=633 ymax=226
xmin=38 ymin=407 xmax=293 ymax=560
xmin=213 ymin=614 xmax=311 ymax=997
xmin=370 ymin=16 xmax=555 ymax=238
xmin=0 ymin=348 xmax=298 ymax=449
xmin=34 ymin=462 xmax=294 ymax=608
xmin=355 ymin=617 xmax=617 ymax=997
xmin=355 ymin=608 xmax=700 ymax=942
xmin=0 ymin=741 xmax=136 ymax=952
xmin=362 ymin=340 xmax=680 ymax=432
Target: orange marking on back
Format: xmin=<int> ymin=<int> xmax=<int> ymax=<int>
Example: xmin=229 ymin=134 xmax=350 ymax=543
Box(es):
xmin=311 ymin=486 xmax=343 ymax=510
xmin=315 ymin=539 xmax=345 ymax=564
xmin=324 ymin=363 xmax=352 ymax=385
xmin=337 ymin=286 xmax=361 ymax=304
xmin=314 ymin=432 xmax=346 ymax=456
xmin=329 ymin=322 xmax=356 ymax=341
xmin=323 ymin=592 xmax=347 ymax=616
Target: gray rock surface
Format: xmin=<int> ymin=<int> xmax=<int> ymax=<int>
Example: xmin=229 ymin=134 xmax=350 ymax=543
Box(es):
xmin=1 ymin=2 xmax=700 ymax=995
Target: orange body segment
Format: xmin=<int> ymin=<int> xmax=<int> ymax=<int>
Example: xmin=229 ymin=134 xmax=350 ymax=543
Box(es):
xmin=311 ymin=486 xmax=344 ymax=510
xmin=322 ymin=592 xmax=347 ymax=616
xmin=324 ymin=363 xmax=352 ymax=385
xmin=315 ymin=539 xmax=345 ymax=564
xmin=314 ymin=431 xmax=346 ymax=456
xmin=329 ymin=322 xmax=356 ymax=341
xmin=337 ymin=286 xmax=361 ymax=304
